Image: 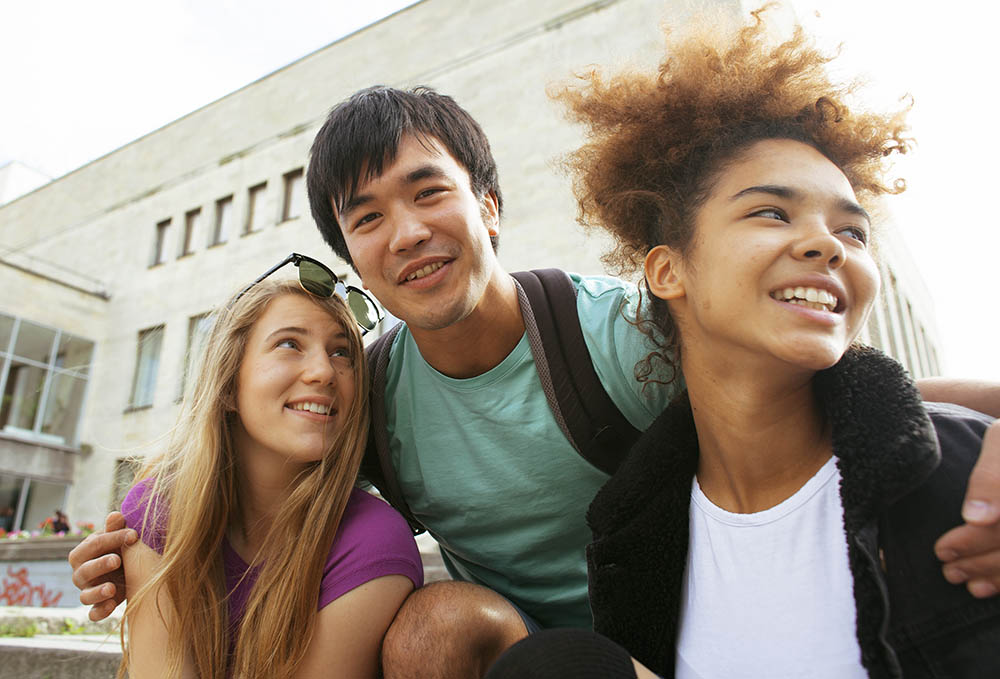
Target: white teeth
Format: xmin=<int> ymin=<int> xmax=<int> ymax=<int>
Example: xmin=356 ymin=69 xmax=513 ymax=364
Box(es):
xmin=405 ymin=261 xmax=444 ymax=282
xmin=289 ymin=402 xmax=331 ymax=415
xmin=770 ymin=286 xmax=839 ymax=312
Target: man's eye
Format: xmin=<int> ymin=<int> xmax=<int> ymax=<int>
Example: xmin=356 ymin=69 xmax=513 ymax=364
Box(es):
xmin=354 ymin=213 xmax=379 ymax=229
xmin=417 ymin=188 xmax=443 ymax=200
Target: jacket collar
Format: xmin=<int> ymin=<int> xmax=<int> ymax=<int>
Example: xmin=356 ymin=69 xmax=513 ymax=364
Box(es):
xmin=588 ymin=346 xmax=940 ymax=536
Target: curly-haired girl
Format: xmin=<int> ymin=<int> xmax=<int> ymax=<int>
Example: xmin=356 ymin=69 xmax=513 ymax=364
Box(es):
xmin=486 ymin=7 xmax=999 ymax=679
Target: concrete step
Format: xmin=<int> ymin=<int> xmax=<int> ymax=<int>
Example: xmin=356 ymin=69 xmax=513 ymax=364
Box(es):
xmin=0 ymin=634 xmax=120 ymax=679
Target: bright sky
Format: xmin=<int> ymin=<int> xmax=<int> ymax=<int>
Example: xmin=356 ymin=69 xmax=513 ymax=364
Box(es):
xmin=1 ymin=0 xmax=997 ymax=379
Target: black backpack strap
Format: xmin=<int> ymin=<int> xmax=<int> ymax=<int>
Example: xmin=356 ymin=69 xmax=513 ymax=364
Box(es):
xmin=511 ymin=269 xmax=641 ymax=476
xmin=361 ymin=321 xmax=425 ymax=535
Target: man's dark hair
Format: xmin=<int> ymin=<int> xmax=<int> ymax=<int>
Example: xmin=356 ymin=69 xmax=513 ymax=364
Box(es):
xmin=307 ymin=86 xmax=503 ymax=267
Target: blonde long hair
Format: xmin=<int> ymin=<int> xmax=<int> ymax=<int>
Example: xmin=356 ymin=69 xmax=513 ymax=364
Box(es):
xmin=118 ymin=279 xmax=371 ymax=678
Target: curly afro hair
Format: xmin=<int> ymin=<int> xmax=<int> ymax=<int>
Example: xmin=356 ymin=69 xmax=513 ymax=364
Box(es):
xmin=553 ymin=5 xmax=911 ymax=385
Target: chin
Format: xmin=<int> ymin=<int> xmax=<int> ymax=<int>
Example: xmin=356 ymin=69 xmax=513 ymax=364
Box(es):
xmin=775 ymin=340 xmax=848 ymax=373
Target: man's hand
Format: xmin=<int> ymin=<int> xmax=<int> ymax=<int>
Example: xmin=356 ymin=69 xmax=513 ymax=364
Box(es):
xmin=68 ymin=511 xmax=138 ymax=621
xmin=936 ymin=421 xmax=1000 ymax=598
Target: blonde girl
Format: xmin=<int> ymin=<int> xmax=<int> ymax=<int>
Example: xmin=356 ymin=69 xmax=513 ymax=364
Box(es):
xmin=119 ymin=262 xmax=422 ymax=678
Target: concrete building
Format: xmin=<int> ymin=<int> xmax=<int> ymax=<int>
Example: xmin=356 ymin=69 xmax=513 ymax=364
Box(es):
xmin=0 ymin=0 xmax=942 ymax=528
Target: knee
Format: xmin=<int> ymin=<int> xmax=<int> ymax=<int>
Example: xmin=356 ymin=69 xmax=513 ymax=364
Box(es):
xmin=382 ymin=581 xmax=528 ymax=679
xmin=484 ymin=629 xmax=639 ymax=679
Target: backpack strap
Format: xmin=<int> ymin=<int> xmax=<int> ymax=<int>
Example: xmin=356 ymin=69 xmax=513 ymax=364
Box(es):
xmin=361 ymin=321 xmax=426 ymax=535
xmin=511 ymin=269 xmax=640 ymax=476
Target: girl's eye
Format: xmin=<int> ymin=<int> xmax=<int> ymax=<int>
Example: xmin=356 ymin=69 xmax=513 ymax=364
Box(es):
xmin=839 ymin=226 xmax=869 ymax=245
xmin=330 ymin=347 xmax=351 ymax=358
xmin=750 ymin=207 xmax=787 ymax=221
xmin=277 ymin=339 xmax=299 ymax=350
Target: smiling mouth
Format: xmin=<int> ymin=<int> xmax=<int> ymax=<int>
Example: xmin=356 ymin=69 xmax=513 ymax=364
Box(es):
xmin=770 ymin=286 xmax=841 ymax=313
xmin=287 ymin=402 xmax=335 ymax=416
xmin=404 ymin=261 xmax=445 ymax=282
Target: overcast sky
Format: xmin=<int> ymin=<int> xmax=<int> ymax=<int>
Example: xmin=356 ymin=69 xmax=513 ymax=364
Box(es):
xmin=1 ymin=0 xmax=997 ymax=380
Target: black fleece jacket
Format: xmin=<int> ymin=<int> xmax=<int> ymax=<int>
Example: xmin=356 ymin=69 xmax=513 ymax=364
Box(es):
xmin=586 ymin=346 xmax=1000 ymax=678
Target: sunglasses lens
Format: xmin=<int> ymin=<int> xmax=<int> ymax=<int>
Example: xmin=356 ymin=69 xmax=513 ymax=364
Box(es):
xmin=298 ymin=260 xmax=335 ymax=297
xmin=346 ymin=289 xmax=379 ymax=331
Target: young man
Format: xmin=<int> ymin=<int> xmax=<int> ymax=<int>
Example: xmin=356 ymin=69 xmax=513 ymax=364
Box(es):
xmin=71 ymin=87 xmax=1000 ymax=679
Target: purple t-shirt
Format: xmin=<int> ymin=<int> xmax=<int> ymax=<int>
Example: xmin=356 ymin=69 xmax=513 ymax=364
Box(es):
xmin=122 ymin=480 xmax=423 ymax=635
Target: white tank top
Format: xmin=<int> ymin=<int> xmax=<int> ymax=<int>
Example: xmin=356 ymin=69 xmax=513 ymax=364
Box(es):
xmin=675 ymin=456 xmax=868 ymax=678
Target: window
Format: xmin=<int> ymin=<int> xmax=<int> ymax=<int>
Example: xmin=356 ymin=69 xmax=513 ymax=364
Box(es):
xmin=110 ymin=457 xmax=142 ymax=512
xmin=128 ymin=325 xmax=164 ymax=409
xmin=0 ymin=473 xmax=69 ymax=534
xmin=211 ymin=195 xmax=234 ymax=246
xmin=0 ymin=314 xmax=94 ymax=446
xmin=179 ymin=312 xmax=213 ymax=397
xmin=151 ymin=219 xmax=171 ymax=266
xmin=282 ymin=168 xmax=304 ymax=221
xmin=180 ymin=208 xmax=201 ymax=257
xmin=245 ymin=182 xmax=268 ymax=234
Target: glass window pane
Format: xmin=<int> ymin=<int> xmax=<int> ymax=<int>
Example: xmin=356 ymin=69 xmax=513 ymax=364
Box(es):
xmin=56 ymin=333 xmax=94 ymax=375
xmin=0 ymin=474 xmax=20 ymax=532
xmin=0 ymin=314 xmax=14 ymax=353
xmin=130 ymin=326 xmax=164 ymax=408
xmin=1 ymin=361 xmax=46 ymax=433
xmin=13 ymin=320 xmax=56 ymax=363
xmin=21 ymin=480 xmax=67 ymax=534
xmin=180 ymin=313 xmax=213 ymax=397
xmin=40 ymin=372 xmax=86 ymax=445
xmin=247 ymin=182 xmax=267 ymax=233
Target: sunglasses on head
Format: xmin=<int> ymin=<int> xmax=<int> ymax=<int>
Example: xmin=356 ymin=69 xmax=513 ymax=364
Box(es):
xmin=231 ymin=253 xmax=382 ymax=335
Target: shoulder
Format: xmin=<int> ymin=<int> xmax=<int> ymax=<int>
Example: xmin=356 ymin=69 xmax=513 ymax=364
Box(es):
xmin=121 ymin=478 xmax=167 ymax=554
xmin=571 ymin=273 xmax=639 ymax=314
xmin=319 ymin=489 xmax=423 ymax=609
xmin=925 ymin=401 xmax=994 ymax=454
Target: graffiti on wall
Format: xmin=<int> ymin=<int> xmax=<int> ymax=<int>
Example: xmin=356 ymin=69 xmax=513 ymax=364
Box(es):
xmin=0 ymin=566 xmax=63 ymax=607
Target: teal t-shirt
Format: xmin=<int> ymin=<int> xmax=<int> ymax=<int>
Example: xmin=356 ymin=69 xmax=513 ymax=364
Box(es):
xmin=384 ymin=273 xmax=678 ymax=628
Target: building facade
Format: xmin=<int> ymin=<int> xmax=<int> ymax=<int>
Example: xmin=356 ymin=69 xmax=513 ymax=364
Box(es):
xmin=0 ymin=0 xmax=941 ymax=527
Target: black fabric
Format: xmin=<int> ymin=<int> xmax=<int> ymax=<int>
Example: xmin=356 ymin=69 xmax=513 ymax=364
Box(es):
xmin=484 ymin=629 xmax=639 ymax=679
xmin=587 ymin=345 xmax=1000 ymax=678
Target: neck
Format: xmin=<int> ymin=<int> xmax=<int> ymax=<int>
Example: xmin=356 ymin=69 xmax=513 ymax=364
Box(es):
xmin=682 ymin=345 xmax=831 ymax=514
xmin=408 ymin=269 xmax=524 ymax=378
xmin=229 ymin=433 xmax=307 ymax=560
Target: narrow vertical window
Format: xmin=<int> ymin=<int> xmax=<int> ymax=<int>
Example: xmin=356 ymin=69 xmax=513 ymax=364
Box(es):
xmin=282 ymin=168 xmax=304 ymax=222
xmin=151 ymin=219 xmax=171 ymax=266
xmin=180 ymin=208 xmax=201 ymax=256
xmin=245 ymin=182 xmax=268 ymax=233
xmin=129 ymin=325 xmax=164 ymax=409
xmin=212 ymin=195 xmax=234 ymax=246
xmin=179 ymin=312 xmax=213 ymax=398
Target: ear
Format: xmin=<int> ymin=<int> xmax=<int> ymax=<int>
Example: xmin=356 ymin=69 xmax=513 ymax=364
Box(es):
xmin=481 ymin=190 xmax=500 ymax=236
xmin=644 ymin=245 xmax=686 ymax=301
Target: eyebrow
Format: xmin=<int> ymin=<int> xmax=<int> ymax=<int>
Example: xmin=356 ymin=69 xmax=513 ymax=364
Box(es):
xmin=729 ymin=184 xmax=871 ymax=224
xmin=340 ymin=163 xmax=450 ymax=217
xmin=264 ymin=326 xmax=310 ymax=343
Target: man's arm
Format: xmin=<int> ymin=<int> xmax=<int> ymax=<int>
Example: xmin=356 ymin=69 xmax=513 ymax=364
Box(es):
xmin=68 ymin=511 xmax=137 ymax=621
xmin=917 ymin=378 xmax=1000 ymax=598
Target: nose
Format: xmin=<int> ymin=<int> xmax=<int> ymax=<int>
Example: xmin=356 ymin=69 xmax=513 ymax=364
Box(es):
xmin=388 ymin=209 xmax=432 ymax=253
xmin=302 ymin=349 xmax=338 ymax=386
xmin=792 ymin=223 xmax=846 ymax=269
